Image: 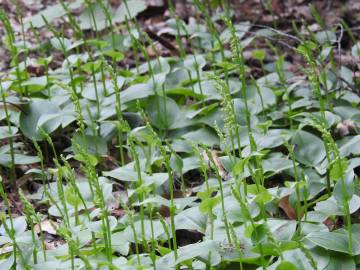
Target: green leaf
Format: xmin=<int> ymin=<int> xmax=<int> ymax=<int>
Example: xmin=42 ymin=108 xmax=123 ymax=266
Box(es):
xmin=182 ymin=128 xmax=219 ymax=146
xmin=280 ymin=248 xmax=318 ymax=270
xmin=251 ymin=223 xmax=268 ymax=244
xmin=175 ymin=206 xmax=207 ymax=233
xmin=73 ymin=153 xmax=98 ymax=167
xmin=50 ymin=37 xmax=72 ymax=51
xmin=174 ymin=240 xmax=221 ymax=266
xmin=170 ymin=153 xmax=183 ymax=174
xmin=262 ymin=156 xmax=293 ymax=175
xmin=252 ymin=49 xmax=266 ymax=61
xmin=330 ymin=159 xmax=349 ymax=180
xmin=338 ymin=135 xmax=360 ymax=156
xmin=0 ymin=154 xmax=40 ymax=167
xmin=23 ymin=0 xmax=82 ymax=30
xmin=315 ymin=195 xmax=360 ymax=216
xmin=82 ymin=61 xmax=102 ymax=74
xmin=323 ymin=252 xmax=355 ymax=270
xmin=276 ymin=261 xmax=298 ymax=270
xmin=268 ymin=219 xmax=297 ymax=241
xmin=65 ymin=186 xmax=81 ymax=207
xmin=72 ymin=133 xmax=108 ymax=156
xmin=333 ymin=170 xmax=354 ymax=203
xmin=21 ymin=76 xmax=48 ymax=93
xmin=124 ymin=219 xmax=167 ymax=242
xmin=103 ymin=166 xmax=140 ymax=182
xmin=306 ymin=230 xmax=360 ymax=255
xmin=101 ymin=50 xmax=124 ymax=61
xmin=19 ymin=99 xmax=62 ymax=140
xmin=292 ymin=130 xmax=326 ymax=166
xmin=147 ymin=95 xmax=181 ymax=130
xmin=86 ymin=216 xmax=117 ymax=233
xmin=0 ymin=216 xmax=27 ymax=236
xmin=199 ymin=196 xmax=221 ymax=213
xmin=0 ymin=126 xmax=18 ymax=140
xmin=315 ymin=31 xmax=336 ymax=44
xmin=254 ymin=190 xmax=273 ymax=204
xmin=352 ymin=42 xmax=360 ymax=57
xmin=111 ymin=232 xmax=130 ymax=256
xmin=255 ymin=129 xmax=293 ymax=149
xmin=233 ymin=157 xmax=248 ymax=176
xmin=120 ymin=83 xmax=153 ymax=104
xmin=79 ymin=0 xmax=147 ymax=31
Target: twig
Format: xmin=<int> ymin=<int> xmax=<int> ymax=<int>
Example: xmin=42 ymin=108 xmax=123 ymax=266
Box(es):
xmin=144 ymin=27 xmax=180 ymax=56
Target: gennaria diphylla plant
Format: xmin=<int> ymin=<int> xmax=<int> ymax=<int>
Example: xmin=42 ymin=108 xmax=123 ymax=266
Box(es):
xmin=309 ymin=117 xmax=353 ymax=255
xmin=296 ymin=41 xmax=327 ymax=119
xmin=208 ymin=72 xmax=242 ymax=159
xmin=127 ymin=131 xmax=160 ymax=268
xmin=223 ymin=17 xmax=256 ymax=151
xmin=0 ymin=178 xmax=29 ymax=269
xmin=0 ymin=11 xmax=26 ymax=98
xmin=217 ymin=17 xmax=287 ymax=270
xmin=203 ymin=85 xmax=272 ymax=269
xmin=202 ymin=146 xmax=232 ymax=245
xmin=283 ymin=140 xmax=303 ymax=236
xmin=127 ymin=135 xmax=151 ymax=252
xmin=104 ymin=63 xmax=126 ymax=165
xmin=18 ymin=188 xmax=47 ymax=263
xmin=226 ymin=17 xmax=274 ymax=212
xmin=167 ymin=0 xmax=206 ymax=105
xmin=58 ymin=156 xmax=99 ymax=255
xmin=193 ymin=0 xmax=228 ymax=68
xmin=144 ymin=123 xmax=179 ymax=263
xmin=122 ymin=0 xmax=169 ymax=133
xmin=73 ymin=143 xmax=114 ymax=263
xmin=0 ymin=81 xmax=16 ymax=186
xmin=191 ymin=142 xmax=215 ymax=240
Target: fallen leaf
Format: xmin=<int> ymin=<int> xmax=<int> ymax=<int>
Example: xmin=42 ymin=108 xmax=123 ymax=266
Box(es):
xmin=202 ymin=150 xmax=227 ymax=179
xmin=34 ymin=220 xmax=59 ymax=235
xmin=271 ymin=0 xmax=283 ymax=15
xmin=111 ymin=209 xmax=126 ymax=218
xmin=323 ymin=217 xmax=336 ymax=231
xmin=279 ymin=196 xmax=297 ymax=220
xmin=44 ymin=240 xmax=66 ymax=250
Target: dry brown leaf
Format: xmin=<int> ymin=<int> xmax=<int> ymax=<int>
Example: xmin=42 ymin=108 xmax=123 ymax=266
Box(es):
xmin=44 ymin=240 xmax=66 ymax=250
xmin=26 ymin=62 xmax=45 ymax=76
xmin=111 ymin=209 xmax=126 ymax=218
xmin=271 ymin=0 xmax=283 ymax=15
xmin=34 ymin=220 xmax=59 ymax=235
xmin=202 ymin=150 xmax=227 ymax=179
xmin=279 ymin=196 xmax=297 ymax=220
xmin=147 ymin=45 xmax=157 ymax=58
xmin=323 ymin=217 xmax=336 ymax=231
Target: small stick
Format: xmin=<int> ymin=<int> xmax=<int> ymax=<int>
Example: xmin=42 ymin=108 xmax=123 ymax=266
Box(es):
xmin=144 ymin=27 xmax=180 ymax=56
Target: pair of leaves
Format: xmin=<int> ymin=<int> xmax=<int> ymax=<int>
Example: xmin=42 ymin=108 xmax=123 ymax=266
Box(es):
xmin=306 ymin=228 xmax=360 ymax=256
xmin=20 ymin=99 xmax=76 ymax=141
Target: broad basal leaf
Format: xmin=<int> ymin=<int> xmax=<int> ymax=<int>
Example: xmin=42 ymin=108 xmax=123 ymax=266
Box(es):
xmin=292 ymin=130 xmax=326 ymax=166
xmin=19 ymin=99 xmax=61 ymax=140
xmin=306 ymin=230 xmax=360 ymax=255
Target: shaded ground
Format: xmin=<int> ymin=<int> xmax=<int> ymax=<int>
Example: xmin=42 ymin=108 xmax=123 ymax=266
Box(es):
xmin=1 ymin=0 xmax=360 ymax=72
